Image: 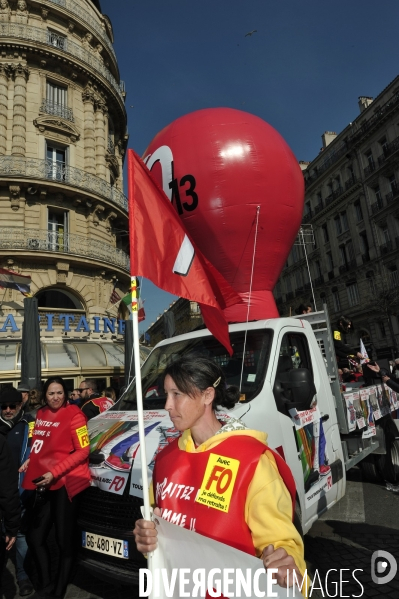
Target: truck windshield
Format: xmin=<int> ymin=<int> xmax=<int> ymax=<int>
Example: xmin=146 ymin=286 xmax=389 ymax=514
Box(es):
xmin=118 ymin=329 xmax=272 ymax=411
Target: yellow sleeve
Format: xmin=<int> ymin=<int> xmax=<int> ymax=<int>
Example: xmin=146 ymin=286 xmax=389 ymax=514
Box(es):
xmin=333 ymin=331 xmax=341 ymax=341
xmin=245 ymin=453 xmax=310 ymax=596
xmin=149 ymin=480 xmax=155 ymax=507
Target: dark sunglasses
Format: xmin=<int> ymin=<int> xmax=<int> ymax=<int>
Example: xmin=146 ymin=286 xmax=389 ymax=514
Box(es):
xmin=2 ymin=403 xmax=18 ymax=410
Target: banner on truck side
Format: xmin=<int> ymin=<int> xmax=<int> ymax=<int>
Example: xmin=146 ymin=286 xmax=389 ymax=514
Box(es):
xmin=289 ymin=404 xmax=334 ymax=509
xmin=88 ymin=411 xmax=238 ymax=498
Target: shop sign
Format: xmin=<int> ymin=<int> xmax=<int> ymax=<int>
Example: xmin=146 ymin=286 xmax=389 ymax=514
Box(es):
xmin=0 ymin=313 xmax=126 ymax=335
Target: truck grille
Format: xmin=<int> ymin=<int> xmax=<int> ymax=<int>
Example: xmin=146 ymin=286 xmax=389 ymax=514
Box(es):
xmin=78 ymin=486 xmax=142 ymax=534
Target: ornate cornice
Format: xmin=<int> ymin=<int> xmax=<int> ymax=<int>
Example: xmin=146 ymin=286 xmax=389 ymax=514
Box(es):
xmin=33 ymin=115 xmax=80 ymax=142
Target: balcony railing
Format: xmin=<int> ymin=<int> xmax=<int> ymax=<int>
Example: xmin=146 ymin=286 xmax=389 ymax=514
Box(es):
xmin=45 ymin=0 xmax=117 ymax=62
xmin=380 ymin=240 xmax=394 ymax=255
xmin=304 ymin=142 xmax=348 ymax=188
xmin=0 ymin=23 xmax=124 ymax=102
xmin=377 ymin=137 xmax=399 ymax=166
xmin=364 ymin=162 xmax=375 ymax=177
xmin=385 ymin=182 xmax=399 ymax=204
xmin=361 ymin=253 xmax=370 ymax=263
xmin=107 ymin=136 xmax=115 ymax=154
xmin=0 ymin=228 xmax=129 ymax=270
xmin=0 ymin=156 xmax=127 ymax=211
xmin=370 ymin=198 xmax=384 ymax=214
xmin=40 ymin=99 xmax=74 ymax=122
xmin=345 ymin=176 xmax=358 ymax=190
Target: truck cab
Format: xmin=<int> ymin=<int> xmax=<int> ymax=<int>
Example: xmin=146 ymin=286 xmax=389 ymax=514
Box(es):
xmin=78 ymin=307 xmax=387 ymax=584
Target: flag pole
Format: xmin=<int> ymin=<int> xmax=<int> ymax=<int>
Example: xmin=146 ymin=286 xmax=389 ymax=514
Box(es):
xmin=127 ymin=151 xmax=157 ymax=591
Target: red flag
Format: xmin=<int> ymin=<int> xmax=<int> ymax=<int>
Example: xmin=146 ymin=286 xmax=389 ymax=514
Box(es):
xmin=127 ymin=150 xmax=241 ymax=354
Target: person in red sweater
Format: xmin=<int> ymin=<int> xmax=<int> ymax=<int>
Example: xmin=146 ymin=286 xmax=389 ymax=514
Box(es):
xmin=21 ymin=377 xmax=91 ymax=599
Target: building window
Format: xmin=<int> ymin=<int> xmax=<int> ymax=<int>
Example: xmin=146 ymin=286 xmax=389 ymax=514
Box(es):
xmin=314 ymin=261 xmax=322 ymax=278
xmin=322 ymin=223 xmax=329 ymax=243
xmin=354 ymin=201 xmax=363 ymax=222
xmin=367 ymin=271 xmax=377 ymax=294
xmin=339 ymin=245 xmax=346 ymax=266
xmin=378 ymin=321 xmax=386 ymax=338
xmin=346 ymin=241 xmax=355 ymax=262
xmin=380 ymin=137 xmax=388 ymax=154
xmin=48 ymin=209 xmax=68 ymax=252
xmin=374 ymin=186 xmax=382 ymax=203
xmin=365 ymin=149 xmax=374 ymax=168
xmin=41 ymin=81 xmax=73 ymax=121
xmin=326 ymin=252 xmax=334 ymax=271
xmin=332 ymin=288 xmax=341 ymax=312
xmin=47 ymin=29 xmax=67 ymax=50
xmin=382 ymin=226 xmax=391 ymax=244
xmin=389 ymin=174 xmax=397 ymax=193
xmin=347 ymin=282 xmax=360 ymax=307
xmin=295 ymin=270 xmax=303 ymax=290
xmin=335 ymin=215 xmax=342 ymax=235
xmin=46 ymin=143 xmax=67 ymax=180
xmin=341 ymin=211 xmax=349 ymax=232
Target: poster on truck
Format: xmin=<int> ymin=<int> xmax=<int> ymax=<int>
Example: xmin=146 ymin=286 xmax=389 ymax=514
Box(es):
xmin=343 ymin=392 xmax=357 ymax=432
xmin=87 ymin=411 xmax=175 ymax=496
xmin=289 ymin=404 xmax=333 ymax=507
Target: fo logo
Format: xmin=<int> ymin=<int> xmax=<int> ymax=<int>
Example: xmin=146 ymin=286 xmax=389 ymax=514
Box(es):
xmin=371 ymin=550 xmax=397 ymax=585
xmin=109 ymin=476 xmax=126 ymax=493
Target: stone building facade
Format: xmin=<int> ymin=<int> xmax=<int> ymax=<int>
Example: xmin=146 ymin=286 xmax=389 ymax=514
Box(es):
xmin=275 ymin=75 xmax=399 ymax=359
xmin=143 ymin=298 xmax=203 ymax=348
xmin=0 ymin=0 xmax=130 ymax=389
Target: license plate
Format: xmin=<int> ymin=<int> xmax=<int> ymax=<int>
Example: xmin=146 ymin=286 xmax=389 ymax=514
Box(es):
xmin=82 ymin=532 xmax=129 ymax=559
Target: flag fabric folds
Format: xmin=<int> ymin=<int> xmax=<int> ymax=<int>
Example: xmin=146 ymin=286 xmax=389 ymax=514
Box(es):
xmin=122 ymin=292 xmax=146 ymax=322
xmin=127 ymin=150 xmax=241 ymax=354
xmin=110 ymin=288 xmax=121 ymax=305
xmin=0 ymin=268 xmax=31 ymax=295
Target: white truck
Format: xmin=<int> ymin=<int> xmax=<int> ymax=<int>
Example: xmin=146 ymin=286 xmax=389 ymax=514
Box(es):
xmin=77 ymin=305 xmax=399 ymax=584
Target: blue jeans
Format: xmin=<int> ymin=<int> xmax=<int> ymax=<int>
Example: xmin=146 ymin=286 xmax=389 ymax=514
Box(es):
xmin=15 ymin=529 xmax=30 ymax=582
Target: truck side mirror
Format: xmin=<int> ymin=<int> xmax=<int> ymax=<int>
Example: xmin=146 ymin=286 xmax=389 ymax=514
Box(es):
xmin=276 ymin=368 xmax=316 ymax=412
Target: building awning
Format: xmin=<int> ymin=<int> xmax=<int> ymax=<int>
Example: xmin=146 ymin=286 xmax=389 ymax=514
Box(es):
xmin=0 ymin=341 xmax=151 ymax=371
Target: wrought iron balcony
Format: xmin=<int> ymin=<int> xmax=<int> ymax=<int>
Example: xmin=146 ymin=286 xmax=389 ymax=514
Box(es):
xmin=380 ymin=240 xmax=394 ymax=255
xmin=361 ymin=252 xmax=370 ymax=263
xmin=0 ymin=23 xmax=124 ymax=102
xmin=107 ymin=136 xmax=115 ymax=154
xmin=40 ymin=99 xmax=74 ymax=122
xmin=47 ymin=30 xmax=66 ymax=49
xmin=370 ymin=198 xmax=384 ymax=214
xmin=385 ymin=182 xmax=399 ymax=204
xmin=0 ymin=156 xmax=127 ymax=212
xmin=377 ymin=136 xmax=399 ymax=166
xmin=364 ymin=162 xmax=375 ymax=177
xmin=45 ymin=0 xmax=117 ymax=62
xmin=345 ymin=176 xmax=358 ymax=190
xmin=0 ymin=228 xmax=129 ymax=271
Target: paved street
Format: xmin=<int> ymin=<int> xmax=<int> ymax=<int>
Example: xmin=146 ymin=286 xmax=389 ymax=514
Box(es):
xmin=2 ymin=468 xmax=398 ymax=598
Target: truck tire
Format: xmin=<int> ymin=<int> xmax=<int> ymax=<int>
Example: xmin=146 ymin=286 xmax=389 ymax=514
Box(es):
xmin=377 ymin=439 xmax=399 ymax=482
xmin=293 ymin=500 xmax=303 ymax=539
xmin=359 ymin=455 xmax=382 ymax=483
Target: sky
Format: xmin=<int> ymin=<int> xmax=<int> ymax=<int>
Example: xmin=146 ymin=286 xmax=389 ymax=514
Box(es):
xmin=100 ymin=0 xmax=399 ymax=335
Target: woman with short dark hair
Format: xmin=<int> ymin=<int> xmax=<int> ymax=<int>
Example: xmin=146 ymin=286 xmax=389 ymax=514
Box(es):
xmin=21 ymin=376 xmax=91 ymax=599
xmin=133 ymin=356 xmax=307 ymax=593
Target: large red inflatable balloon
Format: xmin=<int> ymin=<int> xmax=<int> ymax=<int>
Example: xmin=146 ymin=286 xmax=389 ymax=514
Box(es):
xmin=143 ymin=108 xmax=304 ymax=322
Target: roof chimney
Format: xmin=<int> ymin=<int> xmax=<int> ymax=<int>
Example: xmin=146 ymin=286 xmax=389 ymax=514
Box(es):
xmin=358 ymin=96 xmax=373 ymax=113
xmin=321 ymin=131 xmax=337 ymax=149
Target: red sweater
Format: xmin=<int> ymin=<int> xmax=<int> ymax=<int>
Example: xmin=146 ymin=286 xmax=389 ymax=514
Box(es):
xmin=23 ymin=403 xmax=91 ymax=500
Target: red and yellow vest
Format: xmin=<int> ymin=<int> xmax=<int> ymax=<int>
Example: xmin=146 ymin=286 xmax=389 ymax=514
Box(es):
xmin=23 ymin=404 xmax=91 ymax=498
xmin=153 ymin=435 xmax=296 ymax=555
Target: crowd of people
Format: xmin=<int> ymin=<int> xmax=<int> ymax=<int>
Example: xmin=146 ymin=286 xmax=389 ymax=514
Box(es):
xmin=1 ymin=338 xmax=392 ymax=598
xmin=0 ymin=379 xmax=115 ymax=599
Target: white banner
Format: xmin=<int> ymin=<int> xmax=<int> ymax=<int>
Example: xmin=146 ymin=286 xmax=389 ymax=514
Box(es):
xmin=141 ymin=515 xmax=305 ymax=598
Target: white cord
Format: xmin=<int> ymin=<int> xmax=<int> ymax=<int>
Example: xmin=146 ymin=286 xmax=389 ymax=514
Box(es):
xmin=239 ymin=206 xmax=260 ymax=392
